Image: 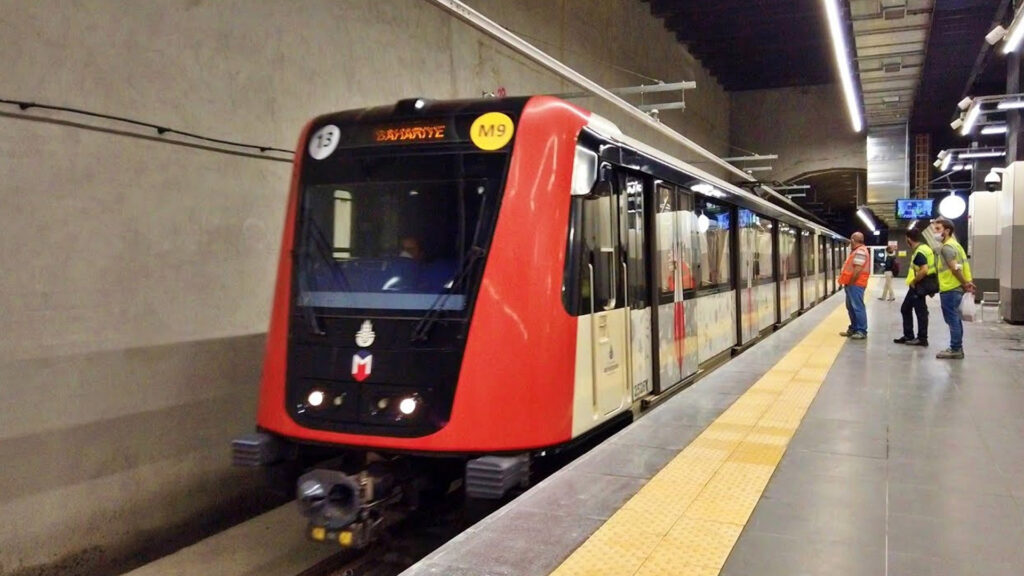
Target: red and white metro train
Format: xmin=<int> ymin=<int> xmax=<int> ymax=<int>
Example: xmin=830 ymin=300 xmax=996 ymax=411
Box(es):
xmin=234 ymin=96 xmax=848 ymax=546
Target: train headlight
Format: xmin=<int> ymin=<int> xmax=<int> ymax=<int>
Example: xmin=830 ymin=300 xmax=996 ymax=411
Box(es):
xmin=307 ymin=390 xmax=325 ymax=408
xmin=399 ymin=397 xmax=418 ymax=415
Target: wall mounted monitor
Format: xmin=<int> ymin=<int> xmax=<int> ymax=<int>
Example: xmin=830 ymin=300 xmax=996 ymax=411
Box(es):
xmin=895 ymin=198 xmax=934 ymax=219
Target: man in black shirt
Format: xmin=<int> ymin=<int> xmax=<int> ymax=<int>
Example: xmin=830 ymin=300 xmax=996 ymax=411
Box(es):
xmin=894 ymin=229 xmax=937 ymax=346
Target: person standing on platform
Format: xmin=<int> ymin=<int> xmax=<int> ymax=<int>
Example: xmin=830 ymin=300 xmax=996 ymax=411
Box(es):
xmin=894 ymin=228 xmax=937 ymax=346
xmin=931 ymin=218 xmax=975 ymax=359
xmin=838 ymin=231 xmax=870 ymax=340
xmin=878 ymin=247 xmax=896 ymax=301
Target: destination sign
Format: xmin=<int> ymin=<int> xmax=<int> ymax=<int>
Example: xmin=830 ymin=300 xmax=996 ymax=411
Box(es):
xmin=374 ymin=124 xmax=448 ymax=143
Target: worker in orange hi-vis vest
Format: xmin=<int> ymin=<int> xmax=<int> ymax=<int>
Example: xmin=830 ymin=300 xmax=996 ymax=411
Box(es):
xmin=838 ymin=231 xmax=871 ymax=340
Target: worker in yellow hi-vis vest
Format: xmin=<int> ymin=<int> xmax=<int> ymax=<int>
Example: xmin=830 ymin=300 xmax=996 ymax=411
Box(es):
xmin=930 ymin=217 xmax=975 ymax=359
xmin=894 ymin=228 xmax=938 ymax=347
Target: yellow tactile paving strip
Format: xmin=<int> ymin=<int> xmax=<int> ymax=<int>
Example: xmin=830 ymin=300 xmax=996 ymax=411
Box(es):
xmin=550 ymin=305 xmax=851 ymax=576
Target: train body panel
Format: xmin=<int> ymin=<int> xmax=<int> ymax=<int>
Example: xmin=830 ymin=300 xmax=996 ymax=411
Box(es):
xmin=251 ymin=94 xmax=850 ymax=462
xmin=256 ymin=96 xmax=591 ymax=453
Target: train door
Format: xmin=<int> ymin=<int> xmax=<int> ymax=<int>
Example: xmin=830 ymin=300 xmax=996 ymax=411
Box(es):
xmin=583 ymin=176 xmax=629 ymax=416
xmin=819 ymin=236 xmax=827 ymax=297
xmin=621 ymin=173 xmax=653 ymax=401
xmin=652 ymin=182 xmax=696 ymax=393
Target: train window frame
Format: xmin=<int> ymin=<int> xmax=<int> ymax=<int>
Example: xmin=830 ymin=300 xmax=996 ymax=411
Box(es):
xmin=621 ymin=172 xmax=649 ymax=310
xmin=739 ymin=208 xmax=775 ymax=286
xmin=693 ymin=195 xmax=734 ymax=295
xmin=561 ymin=159 xmax=624 ymax=317
xmin=777 ymin=223 xmax=800 ymax=280
xmin=801 ymin=230 xmax=815 ymax=278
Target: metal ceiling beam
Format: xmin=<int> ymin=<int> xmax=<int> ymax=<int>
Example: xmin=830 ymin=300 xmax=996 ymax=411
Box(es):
xmin=860 ymin=75 xmax=920 ymax=84
xmin=852 ymin=8 xmax=933 ymax=21
xmin=855 ymin=50 xmax=925 ymax=60
xmin=855 ymin=24 xmax=928 ymax=36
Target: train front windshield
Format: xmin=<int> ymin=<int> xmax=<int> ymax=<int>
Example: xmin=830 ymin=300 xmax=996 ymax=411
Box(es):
xmin=295 ymin=152 xmax=506 ymax=315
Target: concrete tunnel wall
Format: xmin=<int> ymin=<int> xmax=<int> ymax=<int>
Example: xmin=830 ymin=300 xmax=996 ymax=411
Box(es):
xmin=730 ymin=84 xmax=867 ymax=183
xmin=0 ymin=0 xmax=732 ymax=573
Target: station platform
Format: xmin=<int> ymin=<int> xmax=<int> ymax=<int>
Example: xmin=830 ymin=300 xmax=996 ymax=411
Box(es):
xmin=400 ymin=284 xmax=1024 ymax=576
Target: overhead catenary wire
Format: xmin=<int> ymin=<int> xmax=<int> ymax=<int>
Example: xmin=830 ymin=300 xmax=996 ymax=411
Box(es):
xmin=0 ymin=98 xmax=294 ymax=156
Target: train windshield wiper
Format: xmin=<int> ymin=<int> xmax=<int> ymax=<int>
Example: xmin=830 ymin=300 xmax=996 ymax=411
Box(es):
xmin=409 ymin=246 xmax=485 ymax=343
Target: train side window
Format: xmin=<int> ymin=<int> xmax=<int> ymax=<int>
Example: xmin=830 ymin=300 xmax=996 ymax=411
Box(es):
xmin=801 ymin=230 xmax=814 ymax=276
xmin=562 ymin=178 xmax=621 ymax=315
xmin=739 ymin=209 xmax=774 ymax=284
xmin=655 ymin=183 xmax=675 ymax=297
xmin=622 ymin=175 xmax=648 ymax=308
xmin=694 ymin=196 xmax=733 ymax=291
xmin=582 ymin=193 xmax=618 ymax=311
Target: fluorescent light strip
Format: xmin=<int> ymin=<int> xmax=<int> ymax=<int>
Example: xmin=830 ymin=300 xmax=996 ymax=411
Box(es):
xmin=958 ymin=150 xmax=1006 ymax=159
xmin=857 ymin=208 xmax=876 ymax=232
xmin=997 ymin=100 xmax=1024 ymax=110
xmin=822 ymin=0 xmax=863 ymax=132
xmin=1004 ymin=5 xmax=1024 ymax=54
xmin=981 ymin=125 xmax=1008 ymax=134
xmin=961 ymin=103 xmax=982 ymax=135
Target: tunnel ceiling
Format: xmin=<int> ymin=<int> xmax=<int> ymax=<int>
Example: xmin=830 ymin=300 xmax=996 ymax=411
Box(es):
xmin=911 ymin=0 xmax=1006 ymax=137
xmin=643 ymin=0 xmax=1007 ymax=139
xmin=643 ymin=0 xmax=836 ymax=91
xmin=785 ymin=169 xmax=867 ymax=234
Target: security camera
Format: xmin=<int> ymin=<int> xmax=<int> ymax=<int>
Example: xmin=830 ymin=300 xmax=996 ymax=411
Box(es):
xmin=957 ymin=97 xmax=974 ymax=111
xmin=951 ymin=117 xmax=964 ymax=130
xmin=986 ymin=25 xmax=1007 ymax=46
xmin=985 ymin=169 xmax=1002 ymax=192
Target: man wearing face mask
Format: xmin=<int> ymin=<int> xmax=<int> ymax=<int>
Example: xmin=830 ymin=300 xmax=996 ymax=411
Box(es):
xmin=931 ymin=218 xmax=975 ymax=359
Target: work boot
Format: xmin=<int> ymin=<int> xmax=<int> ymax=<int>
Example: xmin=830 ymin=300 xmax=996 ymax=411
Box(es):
xmin=839 ymin=330 xmax=853 ymax=337
xmin=906 ymin=339 xmax=928 ymax=346
xmin=936 ymin=348 xmax=964 ymax=359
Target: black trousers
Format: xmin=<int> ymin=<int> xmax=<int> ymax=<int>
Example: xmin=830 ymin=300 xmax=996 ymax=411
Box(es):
xmin=901 ymin=286 xmax=929 ymax=340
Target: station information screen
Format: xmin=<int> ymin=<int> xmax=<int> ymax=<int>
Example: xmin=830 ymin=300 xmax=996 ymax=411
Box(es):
xmin=895 ymin=198 xmax=934 ymax=219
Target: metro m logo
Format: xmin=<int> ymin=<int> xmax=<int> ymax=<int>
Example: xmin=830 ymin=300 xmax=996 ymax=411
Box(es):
xmin=351 ymin=351 xmax=373 ymax=382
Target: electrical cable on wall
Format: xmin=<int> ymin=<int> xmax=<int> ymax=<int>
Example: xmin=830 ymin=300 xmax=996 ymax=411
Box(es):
xmin=0 ymin=98 xmax=295 ymax=161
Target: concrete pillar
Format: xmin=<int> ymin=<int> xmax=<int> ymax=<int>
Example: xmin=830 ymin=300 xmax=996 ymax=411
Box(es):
xmin=998 ymin=162 xmax=1024 ymax=323
xmin=969 ymin=190 xmax=1000 ymax=295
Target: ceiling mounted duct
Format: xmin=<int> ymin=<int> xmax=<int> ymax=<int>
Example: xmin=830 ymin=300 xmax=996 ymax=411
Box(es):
xmin=881 ymin=0 xmax=907 ymax=20
xmin=882 ymin=58 xmax=903 ymax=73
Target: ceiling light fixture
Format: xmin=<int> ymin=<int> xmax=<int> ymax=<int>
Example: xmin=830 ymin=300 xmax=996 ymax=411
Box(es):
xmin=939 ymin=192 xmax=967 ymax=219
xmin=958 ymin=150 xmax=1006 ymax=159
xmin=1004 ymin=5 xmax=1024 ymax=53
xmin=997 ymin=99 xmax=1024 ymax=110
xmin=961 ymin=102 xmax=982 ymax=135
xmin=822 ymin=0 xmax=863 ymax=132
xmin=987 ymin=25 xmax=1008 ymax=46
xmin=856 ymin=207 xmax=877 ymax=232
xmin=981 ymin=124 xmax=1008 ymax=135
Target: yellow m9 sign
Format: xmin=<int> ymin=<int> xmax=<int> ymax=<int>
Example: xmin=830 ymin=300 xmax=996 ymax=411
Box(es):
xmin=470 ymin=112 xmax=515 ymax=151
